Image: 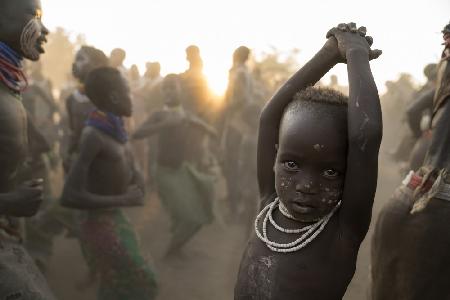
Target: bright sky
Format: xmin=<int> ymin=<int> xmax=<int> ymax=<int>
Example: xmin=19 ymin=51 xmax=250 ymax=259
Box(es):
xmin=42 ymin=0 xmax=449 ymax=95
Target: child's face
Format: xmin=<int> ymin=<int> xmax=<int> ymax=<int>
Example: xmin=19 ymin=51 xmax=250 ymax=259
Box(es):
xmin=275 ymin=106 xmax=347 ymax=222
xmin=72 ymin=50 xmax=90 ymax=81
xmin=162 ymin=79 xmax=181 ymax=106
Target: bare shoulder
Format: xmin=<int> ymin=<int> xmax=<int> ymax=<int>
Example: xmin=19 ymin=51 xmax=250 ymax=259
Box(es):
xmin=79 ymin=126 xmax=105 ymax=153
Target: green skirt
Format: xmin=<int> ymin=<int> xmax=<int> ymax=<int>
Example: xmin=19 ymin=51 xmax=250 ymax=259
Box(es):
xmin=156 ymin=163 xmax=214 ymax=250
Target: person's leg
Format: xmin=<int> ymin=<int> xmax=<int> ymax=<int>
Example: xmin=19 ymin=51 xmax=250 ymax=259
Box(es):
xmin=81 ymin=211 xmax=158 ymax=300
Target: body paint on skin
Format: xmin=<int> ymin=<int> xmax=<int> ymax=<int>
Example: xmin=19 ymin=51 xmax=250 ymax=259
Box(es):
xmin=20 ymin=19 xmax=41 ymax=61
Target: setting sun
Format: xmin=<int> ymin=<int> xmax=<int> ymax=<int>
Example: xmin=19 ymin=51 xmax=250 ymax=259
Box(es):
xmin=204 ymin=66 xmax=229 ymax=97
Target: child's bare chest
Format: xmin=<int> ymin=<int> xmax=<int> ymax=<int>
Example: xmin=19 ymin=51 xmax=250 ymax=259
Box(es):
xmin=235 ymin=217 xmax=358 ymax=300
xmin=88 ymin=139 xmax=133 ymax=194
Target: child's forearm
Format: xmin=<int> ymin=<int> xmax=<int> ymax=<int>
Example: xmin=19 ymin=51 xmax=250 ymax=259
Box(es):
xmin=261 ymin=41 xmax=339 ymax=124
xmin=257 ymin=40 xmax=339 ymax=197
xmin=346 ymin=49 xmax=382 ymax=149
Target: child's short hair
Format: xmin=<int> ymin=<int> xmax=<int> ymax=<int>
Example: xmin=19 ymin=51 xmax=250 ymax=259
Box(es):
xmin=85 ymin=67 xmax=123 ymax=108
xmin=79 ymin=46 xmax=109 ymax=69
xmin=294 ymin=86 xmax=348 ymax=106
xmin=283 ymin=86 xmax=348 ymax=122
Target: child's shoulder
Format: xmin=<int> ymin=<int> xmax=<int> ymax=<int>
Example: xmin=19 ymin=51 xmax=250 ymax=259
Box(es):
xmin=80 ymin=126 xmax=105 ymax=146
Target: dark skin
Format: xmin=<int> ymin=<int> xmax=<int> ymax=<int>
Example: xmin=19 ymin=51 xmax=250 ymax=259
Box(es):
xmin=235 ymin=23 xmax=382 ymax=300
xmin=133 ymin=77 xmax=217 ymax=166
xmin=61 ymin=75 xmax=145 ymax=210
xmin=0 ymin=0 xmax=48 ymax=61
xmin=0 ymin=0 xmax=48 ymax=217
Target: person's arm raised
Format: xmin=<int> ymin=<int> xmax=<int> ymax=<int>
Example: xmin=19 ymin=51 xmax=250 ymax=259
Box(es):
xmin=328 ymin=23 xmax=383 ymax=242
xmin=258 ymin=36 xmax=341 ymax=199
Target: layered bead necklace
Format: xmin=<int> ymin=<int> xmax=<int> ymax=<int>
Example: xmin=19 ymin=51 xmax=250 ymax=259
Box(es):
xmin=0 ymin=42 xmax=27 ymax=94
xmin=255 ymin=198 xmax=341 ymax=253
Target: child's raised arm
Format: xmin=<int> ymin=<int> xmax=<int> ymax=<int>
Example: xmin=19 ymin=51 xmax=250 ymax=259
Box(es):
xmin=328 ymin=23 xmax=382 ymax=241
xmin=257 ymin=35 xmax=341 ymax=199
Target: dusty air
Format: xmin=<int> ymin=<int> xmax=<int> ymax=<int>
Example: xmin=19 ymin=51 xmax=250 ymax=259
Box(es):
xmin=0 ymin=0 xmax=449 ymax=299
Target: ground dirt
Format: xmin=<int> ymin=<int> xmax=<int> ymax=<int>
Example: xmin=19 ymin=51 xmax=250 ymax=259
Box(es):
xmin=46 ymin=145 xmax=402 ymax=300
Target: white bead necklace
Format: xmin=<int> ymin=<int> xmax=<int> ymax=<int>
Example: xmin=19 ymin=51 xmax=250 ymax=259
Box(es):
xmin=255 ymin=198 xmax=341 ymax=253
xmin=278 ymin=201 xmax=299 ymax=220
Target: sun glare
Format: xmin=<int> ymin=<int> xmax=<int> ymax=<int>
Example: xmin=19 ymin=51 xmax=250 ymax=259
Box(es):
xmin=204 ymin=67 xmax=228 ymax=98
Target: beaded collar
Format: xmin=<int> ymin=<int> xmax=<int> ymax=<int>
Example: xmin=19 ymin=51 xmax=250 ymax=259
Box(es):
xmin=0 ymin=42 xmax=27 ymax=95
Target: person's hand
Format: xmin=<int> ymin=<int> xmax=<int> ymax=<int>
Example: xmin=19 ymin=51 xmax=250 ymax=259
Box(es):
xmin=7 ymin=179 xmax=44 ymax=217
xmin=326 ymin=22 xmax=382 ymax=63
xmin=125 ymin=185 xmax=145 ymax=206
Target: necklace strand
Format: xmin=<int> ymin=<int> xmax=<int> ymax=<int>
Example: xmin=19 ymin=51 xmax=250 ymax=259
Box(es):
xmin=255 ymin=198 xmax=341 ymax=253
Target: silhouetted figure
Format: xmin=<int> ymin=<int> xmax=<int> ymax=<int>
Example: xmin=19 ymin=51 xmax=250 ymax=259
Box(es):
xmin=180 ymin=45 xmax=210 ymax=119
xmin=237 ymin=102 xmax=262 ymax=237
xmin=222 ymin=46 xmax=254 ymax=217
xmin=109 ymin=48 xmax=127 ymax=79
xmin=372 ymin=22 xmax=450 ymax=300
xmin=133 ymin=74 xmax=216 ymax=257
xmin=405 ymin=63 xmax=437 ymax=171
xmin=139 ymin=62 xmax=164 ymax=185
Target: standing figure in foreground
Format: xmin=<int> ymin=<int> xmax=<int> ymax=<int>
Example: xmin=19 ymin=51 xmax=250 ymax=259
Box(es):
xmin=0 ymin=0 xmax=56 ymax=298
xmin=235 ymin=23 xmax=382 ymax=300
xmin=133 ymin=74 xmax=216 ymax=258
xmin=371 ymin=22 xmax=450 ymax=300
xmin=61 ymin=67 xmax=158 ymax=300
